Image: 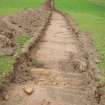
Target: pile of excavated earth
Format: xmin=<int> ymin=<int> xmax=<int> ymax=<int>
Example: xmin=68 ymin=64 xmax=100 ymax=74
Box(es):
xmin=0 ymin=0 xmax=105 ymax=105
xmin=0 ymin=3 xmax=51 ymax=98
xmin=0 ymin=8 xmax=50 ymax=56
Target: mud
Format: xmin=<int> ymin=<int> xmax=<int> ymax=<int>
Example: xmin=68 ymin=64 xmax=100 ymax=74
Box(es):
xmin=0 ymin=11 xmax=102 ymax=105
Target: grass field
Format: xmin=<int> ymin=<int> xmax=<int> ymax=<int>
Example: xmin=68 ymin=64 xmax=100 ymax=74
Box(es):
xmin=0 ymin=0 xmax=44 ymax=15
xmin=55 ymin=0 xmax=105 ymax=74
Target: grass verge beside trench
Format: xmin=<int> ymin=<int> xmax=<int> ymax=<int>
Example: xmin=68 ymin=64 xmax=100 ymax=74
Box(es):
xmin=0 ymin=56 xmax=15 ymax=80
xmin=55 ymin=0 xmax=105 ymax=82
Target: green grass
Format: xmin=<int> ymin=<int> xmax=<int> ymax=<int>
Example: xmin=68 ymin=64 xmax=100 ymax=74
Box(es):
xmin=0 ymin=0 xmax=44 ymax=15
xmin=55 ymin=0 xmax=105 ymax=72
xmin=16 ymin=35 xmax=31 ymax=46
xmin=0 ymin=56 xmax=15 ymax=80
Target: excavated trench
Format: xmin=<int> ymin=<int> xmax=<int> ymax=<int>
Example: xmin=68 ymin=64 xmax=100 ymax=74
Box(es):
xmin=0 ymin=11 xmax=101 ymax=105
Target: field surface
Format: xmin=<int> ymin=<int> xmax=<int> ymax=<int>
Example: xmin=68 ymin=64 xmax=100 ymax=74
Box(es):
xmin=55 ymin=0 xmax=105 ymax=72
xmin=0 ymin=0 xmax=44 ymax=15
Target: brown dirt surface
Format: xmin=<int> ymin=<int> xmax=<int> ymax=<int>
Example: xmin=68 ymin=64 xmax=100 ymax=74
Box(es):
xmin=0 ymin=11 xmax=102 ymax=105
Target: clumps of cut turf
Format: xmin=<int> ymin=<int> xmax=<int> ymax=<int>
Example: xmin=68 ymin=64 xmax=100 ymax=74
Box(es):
xmin=31 ymin=59 xmax=44 ymax=68
xmin=0 ymin=56 xmax=15 ymax=80
xmin=16 ymin=34 xmax=31 ymax=55
xmin=16 ymin=35 xmax=31 ymax=46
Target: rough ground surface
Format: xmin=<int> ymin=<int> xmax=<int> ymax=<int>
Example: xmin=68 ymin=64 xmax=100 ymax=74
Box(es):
xmin=0 ymin=12 xmax=100 ymax=105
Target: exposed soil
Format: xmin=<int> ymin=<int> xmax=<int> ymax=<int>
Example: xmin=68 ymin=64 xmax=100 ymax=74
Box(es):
xmin=0 ymin=11 xmax=102 ymax=105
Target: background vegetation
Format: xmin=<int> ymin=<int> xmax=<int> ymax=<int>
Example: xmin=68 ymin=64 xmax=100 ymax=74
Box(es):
xmin=0 ymin=0 xmax=44 ymax=15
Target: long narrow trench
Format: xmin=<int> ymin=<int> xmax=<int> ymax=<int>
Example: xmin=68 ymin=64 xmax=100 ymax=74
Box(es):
xmin=31 ymin=12 xmax=78 ymax=70
xmin=0 ymin=12 xmax=100 ymax=105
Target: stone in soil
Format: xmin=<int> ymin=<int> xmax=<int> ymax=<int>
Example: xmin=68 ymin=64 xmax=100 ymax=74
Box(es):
xmin=23 ymin=86 xmax=34 ymax=95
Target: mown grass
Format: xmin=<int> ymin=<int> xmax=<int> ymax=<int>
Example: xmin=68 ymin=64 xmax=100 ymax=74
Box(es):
xmin=0 ymin=56 xmax=15 ymax=80
xmin=55 ymin=0 xmax=105 ymax=73
xmin=0 ymin=0 xmax=44 ymax=15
